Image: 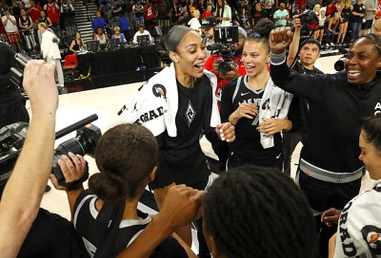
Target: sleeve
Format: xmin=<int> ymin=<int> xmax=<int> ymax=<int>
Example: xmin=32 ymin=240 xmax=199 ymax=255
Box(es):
xmin=0 ymin=45 xmax=15 ymax=87
xmin=286 ymin=95 xmax=303 ymax=133
xmin=220 ymin=79 xmax=237 ymax=123
xmin=270 ymin=53 xmax=331 ymax=102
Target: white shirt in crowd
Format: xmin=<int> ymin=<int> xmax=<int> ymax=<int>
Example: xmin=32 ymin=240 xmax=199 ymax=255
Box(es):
xmin=1 ymin=15 xmax=18 ymax=32
xmin=132 ymin=29 xmax=152 ymax=44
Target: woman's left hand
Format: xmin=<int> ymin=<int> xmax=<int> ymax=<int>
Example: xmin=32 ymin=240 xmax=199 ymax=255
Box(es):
xmin=216 ymin=122 xmax=235 ymax=142
xmin=257 ymin=118 xmax=290 ymax=136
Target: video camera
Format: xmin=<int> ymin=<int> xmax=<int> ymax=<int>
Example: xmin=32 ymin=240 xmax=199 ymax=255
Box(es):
xmin=295 ymin=9 xmax=319 ymax=35
xmin=207 ymin=26 xmax=239 ymax=74
xmin=0 ymin=114 xmax=101 ymax=196
xmin=9 ymin=53 xmax=32 ymax=94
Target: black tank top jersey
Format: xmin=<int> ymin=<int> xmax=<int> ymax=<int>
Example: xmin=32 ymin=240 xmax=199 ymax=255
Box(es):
xmin=73 ymin=190 xmax=187 ymax=258
xmin=61 ymin=4 xmax=72 ymax=13
xmin=220 ymin=76 xmax=283 ymax=160
xmin=134 ymin=4 xmax=144 ymax=17
xmin=19 ymin=15 xmax=31 ymax=28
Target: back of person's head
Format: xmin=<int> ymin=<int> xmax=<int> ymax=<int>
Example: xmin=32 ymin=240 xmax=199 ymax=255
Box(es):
xmin=252 ymin=18 xmax=275 ymax=40
xmin=89 ymin=124 xmax=158 ymax=202
xmin=203 ymin=166 xmax=316 ymax=258
xmin=164 ymin=25 xmax=193 ymax=53
xmin=300 ymin=38 xmax=321 ymax=51
xmin=362 ymin=114 xmax=381 ymax=152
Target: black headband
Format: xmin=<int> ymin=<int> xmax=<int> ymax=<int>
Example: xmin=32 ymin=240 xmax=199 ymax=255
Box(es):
xmin=165 ymin=25 xmax=193 ymax=52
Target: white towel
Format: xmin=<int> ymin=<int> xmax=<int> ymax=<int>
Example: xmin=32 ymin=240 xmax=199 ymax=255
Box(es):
xmin=118 ymin=62 xmax=220 ymax=137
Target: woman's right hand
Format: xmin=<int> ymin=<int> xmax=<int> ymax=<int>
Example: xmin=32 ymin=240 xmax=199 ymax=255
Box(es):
xmin=234 ymin=103 xmax=258 ymax=120
xmin=321 ymin=208 xmax=341 ymax=227
xmin=269 ymin=27 xmax=294 ymax=54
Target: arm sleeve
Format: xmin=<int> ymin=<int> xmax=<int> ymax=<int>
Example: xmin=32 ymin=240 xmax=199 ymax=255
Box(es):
xmin=270 ymin=53 xmax=330 ymax=102
xmin=286 ymin=95 xmax=303 ymax=133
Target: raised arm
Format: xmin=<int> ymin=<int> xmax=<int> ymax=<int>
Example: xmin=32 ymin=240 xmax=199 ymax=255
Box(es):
xmin=286 ymin=16 xmax=301 ymax=68
xmin=0 ymin=60 xmax=58 ymax=258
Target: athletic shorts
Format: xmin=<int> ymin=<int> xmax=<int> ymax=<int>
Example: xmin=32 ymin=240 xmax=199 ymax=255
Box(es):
xmin=7 ymin=31 xmax=20 ymax=43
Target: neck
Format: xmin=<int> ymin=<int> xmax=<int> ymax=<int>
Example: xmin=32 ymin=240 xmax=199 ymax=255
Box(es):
xmin=247 ymin=70 xmax=270 ymax=90
xmin=301 ymin=63 xmax=314 ymax=70
xmin=95 ymin=197 xmax=140 ymax=220
xmin=175 ymin=67 xmax=195 ymax=88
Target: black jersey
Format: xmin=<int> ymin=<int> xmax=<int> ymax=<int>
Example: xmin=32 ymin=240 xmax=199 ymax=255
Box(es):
xmin=73 ymin=190 xmax=187 ymax=258
xmin=154 ymin=75 xmax=217 ymax=188
xmin=220 ymin=76 xmax=283 ymax=160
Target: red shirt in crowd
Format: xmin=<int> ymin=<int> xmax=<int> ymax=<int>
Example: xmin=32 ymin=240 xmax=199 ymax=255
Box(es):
xmin=28 ymin=4 xmax=43 ymax=22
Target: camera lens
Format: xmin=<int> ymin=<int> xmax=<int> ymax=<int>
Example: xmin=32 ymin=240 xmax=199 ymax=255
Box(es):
xmin=218 ymin=62 xmax=232 ymax=74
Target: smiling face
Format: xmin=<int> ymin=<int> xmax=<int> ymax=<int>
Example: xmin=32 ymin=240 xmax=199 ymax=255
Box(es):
xmin=345 ymin=38 xmax=381 ymax=84
xmin=171 ymin=31 xmax=206 ymax=79
xmin=359 ymin=131 xmax=381 ymax=180
xmin=242 ymin=40 xmax=270 ymax=77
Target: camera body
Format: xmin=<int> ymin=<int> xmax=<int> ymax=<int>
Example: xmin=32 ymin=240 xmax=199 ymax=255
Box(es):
xmin=296 ymin=9 xmax=319 ymax=35
xmin=207 ymin=26 xmax=240 ymax=74
xmin=9 ymin=53 xmax=33 ymax=92
xmin=0 ymin=116 xmax=101 ymax=196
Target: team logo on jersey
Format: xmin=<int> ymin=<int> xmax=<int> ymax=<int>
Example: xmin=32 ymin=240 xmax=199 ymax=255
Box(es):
xmin=361 ymin=225 xmax=381 ymax=255
xmin=152 ymin=84 xmax=167 ymax=99
xmin=185 ymin=100 xmax=196 ymax=127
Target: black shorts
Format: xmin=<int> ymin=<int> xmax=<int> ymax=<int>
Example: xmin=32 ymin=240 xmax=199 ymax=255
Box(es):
xmin=361 ymin=19 xmax=373 ymax=29
xmin=297 ymin=168 xmax=362 ymax=214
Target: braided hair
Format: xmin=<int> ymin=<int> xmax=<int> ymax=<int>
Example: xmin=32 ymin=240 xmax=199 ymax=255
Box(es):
xmin=88 ymin=124 xmax=157 ymax=203
xmin=203 ymin=166 xmax=316 ymax=258
xmin=351 ymin=33 xmax=381 ymax=57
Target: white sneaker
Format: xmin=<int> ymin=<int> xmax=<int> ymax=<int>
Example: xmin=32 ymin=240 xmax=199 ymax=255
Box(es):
xmin=330 ymin=42 xmax=335 ymax=47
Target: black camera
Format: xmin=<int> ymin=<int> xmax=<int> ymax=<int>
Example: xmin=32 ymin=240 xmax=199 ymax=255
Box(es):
xmin=207 ymin=26 xmax=240 ymax=74
xmin=0 ymin=114 xmax=101 ymax=196
xmin=296 ymin=9 xmax=319 ymax=35
xmin=9 ymin=53 xmax=32 ymax=92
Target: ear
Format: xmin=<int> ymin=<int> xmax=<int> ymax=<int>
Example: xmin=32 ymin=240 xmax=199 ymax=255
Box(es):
xmin=169 ymin=51 xmax=179 ymax=63
xmin=149 ymin=166 xmax=157 ymax=181
xmin=377 ymin=57 xmax=381 ymax=69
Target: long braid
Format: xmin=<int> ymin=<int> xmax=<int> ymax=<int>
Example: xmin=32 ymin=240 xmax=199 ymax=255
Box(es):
xmin=203 ymin=166 xmax=316 ymax=258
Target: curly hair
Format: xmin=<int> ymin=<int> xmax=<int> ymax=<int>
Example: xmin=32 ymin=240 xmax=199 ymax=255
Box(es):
xmin=88 ymin=124 xmax=158 ymax=203
xmin=203 ymin=166 xmax=316 ymax=258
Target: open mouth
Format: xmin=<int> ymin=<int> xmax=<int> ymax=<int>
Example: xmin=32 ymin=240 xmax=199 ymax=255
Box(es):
xmin=347 ymin=69 xmax=361 ymax=79
xmin=194 ymin=63 xmax=204 ymax=72
xmin=245 ymin=65 xmax=255 ymax=73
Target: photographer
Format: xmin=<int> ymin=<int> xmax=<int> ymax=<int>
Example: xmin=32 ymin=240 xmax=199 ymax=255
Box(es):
xmin=0 ymin=60 xmax=58 ymax=258
xmin=0 ymin=41 xmax=29 ymax=129
xmin=204 ymin=26 xmax=247 ymax=106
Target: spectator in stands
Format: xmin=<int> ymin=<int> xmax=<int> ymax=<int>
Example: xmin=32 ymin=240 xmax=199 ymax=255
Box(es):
xmin=51 ymin=124 xmax=197 ymax=257
xmin=117 ymin=13 xmax=131 ymax=43
xmin=39 ymin=22 xmax=64 ymax=89
xmin=132 ymin=0 xmax=144 ymax=28
xmin=43 ymin=0 xmax=60 ymax=37
xmin=28 ymin=0 xmax=42 ymax=24
xmin=187 ymin=9 xmax=201 ymax=34
xmin=273 ymin=3 xmax=289 ymax=27
xmin=69 ymin=31 xmax=86 ymax=54
xmin=37 ymin=10 xmax=52 ymax=26
xmin=94 ymin=26 xmax=108 ymax=49
xmin=0 ymin=17 xmax=6 ymax=43
xmin=251 ymin=2 xmax=267 ymax=26
xmin=322 ymin=114 xmax=381 ymax=258
xmin=117 ymin=25 xmax=235 ymax=256
xmin=200 ymin=15 xmax=217 ymax=57
xmin=1 ymin=8 xmax=22 ymax=52
xmin=112 ymin=25 xmax=126 ymax=43
xmin=60 ymin=0 xmax=74 ymax=36
xmin=215 ymin=0 xmax=231 ymax=26
xmin=143 ymin=0 xmax=156 ymax=32
xmin=336 ymin=0 xmax=352 ymax=46
xmin=91 ymin=11 xmax=108 ymax=33
xmin=232 ymin=7 xmax=250 ymax=30
xmin=157 ymin=1 xmax=170 ymax=34
xmin=349 ymin=0 xmax=365 ymax=42
xmin=201 ymin=4 xmax=212 ymax=19
xmin=18 ymin=8 xmax=36 ymax=52
xmin=203 ymin=166 xmax=317 ymax=258
xmin=132 ymin=24 xmax=152 ymax=44
xmin=359 ymin=0 xmax=377 ymax=36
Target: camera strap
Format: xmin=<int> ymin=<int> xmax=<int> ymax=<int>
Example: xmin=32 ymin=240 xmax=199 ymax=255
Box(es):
xmin=64 ymin=161 xmax=90 ymax=191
